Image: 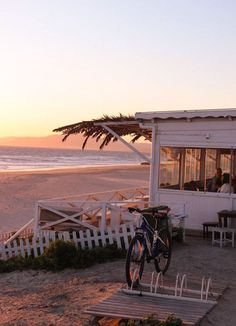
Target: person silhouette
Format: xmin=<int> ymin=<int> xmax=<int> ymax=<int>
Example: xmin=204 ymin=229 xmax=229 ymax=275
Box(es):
xmin=207 ymin=168 xmax=223 ymax=192
xmin=218 ymin=173 xmax=233 ymax=193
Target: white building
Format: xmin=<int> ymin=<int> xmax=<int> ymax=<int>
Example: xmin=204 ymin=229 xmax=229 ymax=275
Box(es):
xmin=135 ymin=108 xmax=236 ymax=230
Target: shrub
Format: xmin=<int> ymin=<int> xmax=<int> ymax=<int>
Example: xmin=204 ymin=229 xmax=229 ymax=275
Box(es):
xmin=159 ymin=315 xmax=183 ymax=326
xmin=43 ymin=239 xmax=78 ymax=270
xmin=118 ymin=315 xmax=183 ymax=326
xmin=0 ymin=241 xmax=126 ymax=272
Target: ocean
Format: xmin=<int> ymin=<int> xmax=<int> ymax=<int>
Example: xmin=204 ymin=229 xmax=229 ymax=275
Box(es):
xmin=0 ymin=146 xmax=148 ymax=172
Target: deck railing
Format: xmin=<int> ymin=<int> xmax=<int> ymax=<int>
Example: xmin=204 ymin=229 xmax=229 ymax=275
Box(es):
xmin=1 ymin=187 xmax=148 ymax=245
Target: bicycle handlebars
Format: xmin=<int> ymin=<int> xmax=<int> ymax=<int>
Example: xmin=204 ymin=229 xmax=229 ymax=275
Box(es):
xmin=128 ymin=207 xmax=141 ymax=213
xmin=128 ymin=206 xmax=170 ymax=216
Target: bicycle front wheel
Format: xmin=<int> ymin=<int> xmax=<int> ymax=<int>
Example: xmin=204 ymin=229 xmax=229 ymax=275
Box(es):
xmin=154 ymin=229 xmax=172 ymax=274
xmin=125 ymin=235 xmax=146 ymax=287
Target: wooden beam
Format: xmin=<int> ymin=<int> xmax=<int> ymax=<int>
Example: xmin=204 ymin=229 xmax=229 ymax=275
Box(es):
xmin=98 ymin=123 xmax=150 ymax=163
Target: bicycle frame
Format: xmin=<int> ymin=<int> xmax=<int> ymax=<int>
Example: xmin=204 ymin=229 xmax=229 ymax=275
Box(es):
xmin=136 ymin=213 xmax=168 ymax=257
xmin=126 ymin=206 xmax=172 ymax=287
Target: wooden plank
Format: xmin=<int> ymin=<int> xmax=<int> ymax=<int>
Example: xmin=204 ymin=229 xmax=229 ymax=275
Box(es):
xmin=86 ymin=229 xmax=92 ymax=248
xmin=83 ymin=290 xmax=216 ymax=325
xmin=38 ymin=233 xmax=44 ymax=255
xmin=32 ymin=237 xmax=38 ymax=257
xmin=79 ymin=230 xmax=85 ymax=248
xmin=0 ymin=243 xmax=6 ymax=259
xmin=94 ymin=294 xmax=213 ymax=316
xmin=19 ymin=238 xmax=25 ymax=258
xmin=72 ymin=231 xmax=78 ymax=248
xmin=114 ymin=226 xmax=121 ymax=249
xmin=93 ymin=229 xmax=99 ymax=247
xmin=13 ymin=240 xmax=18 ymax=256
xmin=100 ymin=229 xmax=107 ymax=247
xmin=121 ymin=224 xmax=129 ymax=249
xmin=107 ymin=227 xmax=114 ymax=245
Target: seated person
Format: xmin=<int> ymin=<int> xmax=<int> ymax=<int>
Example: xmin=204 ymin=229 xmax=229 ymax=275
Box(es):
xmin=207 ymin=167 xmax=223 ymax=192
xmin=218 ymin=173 xmax=233 ymax=193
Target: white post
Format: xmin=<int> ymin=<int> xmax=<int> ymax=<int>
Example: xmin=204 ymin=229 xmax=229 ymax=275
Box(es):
xmin=149 ymin=125 xmax=159 ymax=205
xmin=33 ymin=203 xmax=40 ymax=236
xmin=100 ymin=203 xmax=107 ymax=232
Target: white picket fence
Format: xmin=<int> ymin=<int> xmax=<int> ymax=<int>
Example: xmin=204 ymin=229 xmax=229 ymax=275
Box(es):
xmin=0 ymin=223 xmax=135 ymax=261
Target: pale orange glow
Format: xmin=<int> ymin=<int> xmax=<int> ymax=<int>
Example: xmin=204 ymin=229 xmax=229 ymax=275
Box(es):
xmin=1 ymin=1 xmax=236 ymax=143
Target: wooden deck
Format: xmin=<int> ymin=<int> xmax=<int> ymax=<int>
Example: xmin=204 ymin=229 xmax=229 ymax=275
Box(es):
xmin=83 ymin=289 xmax=217 ymax=325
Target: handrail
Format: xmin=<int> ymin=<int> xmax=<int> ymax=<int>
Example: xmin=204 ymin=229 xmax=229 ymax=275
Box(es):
xmin=4 ymin=218 xmax=35 ymax=246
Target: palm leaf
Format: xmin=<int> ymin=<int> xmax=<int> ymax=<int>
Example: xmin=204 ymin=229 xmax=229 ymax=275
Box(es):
xmin=53 ymin=113 xmax=151 ymax=149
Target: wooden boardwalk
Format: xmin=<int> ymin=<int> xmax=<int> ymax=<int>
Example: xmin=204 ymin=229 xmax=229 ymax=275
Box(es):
xmin=83 ymin=289 xmax=217 ymax=325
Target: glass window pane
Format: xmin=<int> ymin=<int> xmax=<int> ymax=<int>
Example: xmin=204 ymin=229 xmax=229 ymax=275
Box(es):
xmin=232 ymin=150 xmax=236 ymax=193
xmin=159 ymin=147 xmax=181 ymax=189
xmin=184 ymin=148 xmax=201 ymax=184
xmin=220 ymin=149 xmax=231 ymax=173
xmin=205 ymin=149 xmax=217 ymax=179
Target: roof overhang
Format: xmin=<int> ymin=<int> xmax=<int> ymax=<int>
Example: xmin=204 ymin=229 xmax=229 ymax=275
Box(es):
xmin=135 ymin=108 xmax=236 ymax=122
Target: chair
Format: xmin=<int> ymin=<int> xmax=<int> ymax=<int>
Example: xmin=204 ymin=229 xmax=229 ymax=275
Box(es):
xmin=202 ymin=221 xmax=219 ymax=239
xmin=212 ymin=227 xmax=235 ymax=248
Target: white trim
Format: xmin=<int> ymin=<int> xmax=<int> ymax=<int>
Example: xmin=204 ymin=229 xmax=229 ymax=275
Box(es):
xmin=149 ymin=125 xmax=158 ymax=204
xmin=95 ymin=121 xmax=138 ymax=126
xmin=135 ymin=108 xmax=236 ymax=121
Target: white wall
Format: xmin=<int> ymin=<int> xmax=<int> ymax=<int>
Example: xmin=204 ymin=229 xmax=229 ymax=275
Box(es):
xmin=156 ymin=189 xmax=234 ymax=230
xmin=157 ymin=120 xmax=236 ymax=149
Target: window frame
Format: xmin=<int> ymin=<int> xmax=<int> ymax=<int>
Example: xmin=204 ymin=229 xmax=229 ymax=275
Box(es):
xmin=158 ymin=146 xmax=235 ymax=195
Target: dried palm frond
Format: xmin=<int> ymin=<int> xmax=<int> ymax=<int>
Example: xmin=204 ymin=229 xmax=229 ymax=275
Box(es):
xmin=53 ymin=113 xmax=151 ymax=149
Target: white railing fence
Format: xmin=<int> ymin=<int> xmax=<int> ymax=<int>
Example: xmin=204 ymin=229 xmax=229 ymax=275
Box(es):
xmin=0 ymin=228 xmax=34 ymax=244
xmin=0 ymin=223 xmax=135 ymax=261
xmin=35 ymin=199 xmax=146 ymax=234
xmin=35 ymin=187 xmax=149 ymax=234
xmin=1 ymin=187 xmax=148 ymax=245
xmin=41 ymin=187 xmax=149 ymax=203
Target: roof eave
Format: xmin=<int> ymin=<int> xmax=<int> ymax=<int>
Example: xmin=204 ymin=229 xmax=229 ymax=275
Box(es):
xmin=135 ymin=108 xmax=236 ymax=122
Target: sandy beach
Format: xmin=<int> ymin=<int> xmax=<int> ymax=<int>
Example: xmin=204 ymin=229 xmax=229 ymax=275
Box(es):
xmin=1 ymin=165 xmax=236 ymax=326
xmin=0 ymin=164 xmax=150 ymax=233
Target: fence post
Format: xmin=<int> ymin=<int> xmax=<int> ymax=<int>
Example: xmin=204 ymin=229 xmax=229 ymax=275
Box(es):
xmin=72 ymin=231 xmax=78 ymax=248
xmin=100 ymin=203 xmax=107 ymax=232
xmin=114 ymin=226 xmax=122 ymax=249
xmin=121 ymin=224 xmax=129 ymax=249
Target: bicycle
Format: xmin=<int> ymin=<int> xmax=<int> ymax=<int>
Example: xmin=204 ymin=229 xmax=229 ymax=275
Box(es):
xmin=125 ymin=205 xmax=172 ymax=287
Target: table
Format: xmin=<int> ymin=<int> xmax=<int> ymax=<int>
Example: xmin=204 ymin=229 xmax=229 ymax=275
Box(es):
xmin=217 ymin=210 xmax=236 ymax=228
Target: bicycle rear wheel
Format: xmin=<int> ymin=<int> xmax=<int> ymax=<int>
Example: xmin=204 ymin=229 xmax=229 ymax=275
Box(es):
xmin=154 ymin=229 xmax=172 ymax=274
xmin=125 ymin=235 xmax=146 ymax=287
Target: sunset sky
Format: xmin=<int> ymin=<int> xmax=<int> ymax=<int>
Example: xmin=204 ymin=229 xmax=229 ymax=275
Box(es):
xmin=1 ymin=0 xmax=236 ymax=139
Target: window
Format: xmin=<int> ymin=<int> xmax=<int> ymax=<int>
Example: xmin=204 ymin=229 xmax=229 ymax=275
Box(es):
xmin=159 ymin=146 xmax=236 ymax=194
xmin=205 ymin=149 xmax=217 ymax=179
xmin=184 ymin=148 xmax=201 ymax=183
xmin=159 ymin=147 xmax=181 ymax=189
xmin=219 ymin=149 xmax=231 ymax=173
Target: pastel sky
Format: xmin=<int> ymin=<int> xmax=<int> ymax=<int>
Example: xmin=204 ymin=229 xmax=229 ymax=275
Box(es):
xmin=1 ymin=0 xmax=236 ymax=137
